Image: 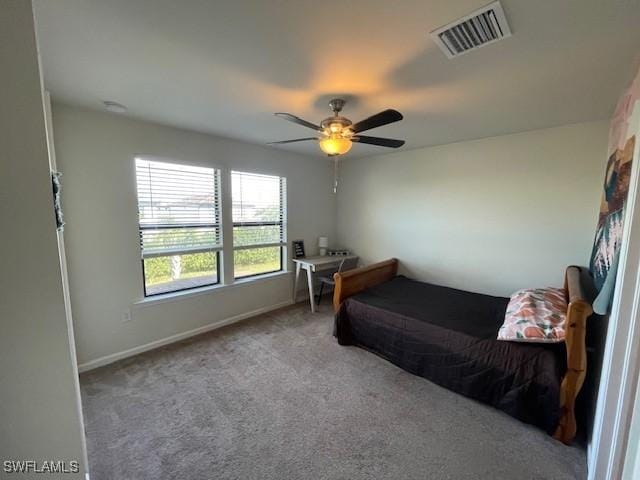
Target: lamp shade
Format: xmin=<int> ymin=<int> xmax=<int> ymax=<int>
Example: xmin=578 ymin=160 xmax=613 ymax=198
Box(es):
xmin=318 ymin=236 xmax=329 ymax=248
xmin=319 ymin=135 xmax=352 ymax=156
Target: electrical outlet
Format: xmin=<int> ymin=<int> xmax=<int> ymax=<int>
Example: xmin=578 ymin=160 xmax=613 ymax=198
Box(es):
xmin=122 ymin=309 xmax=131 ymax=323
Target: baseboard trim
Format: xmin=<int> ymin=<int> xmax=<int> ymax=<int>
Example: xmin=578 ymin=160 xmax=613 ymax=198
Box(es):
xmin=77 ymin=299 xmax=294 ymax=373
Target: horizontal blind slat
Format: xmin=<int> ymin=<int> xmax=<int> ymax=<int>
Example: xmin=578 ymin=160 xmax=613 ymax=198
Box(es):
xmin=136 ymin=158 xmax=221 ymax=257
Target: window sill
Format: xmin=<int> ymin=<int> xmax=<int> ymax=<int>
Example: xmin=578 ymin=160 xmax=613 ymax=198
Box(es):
xmin=134 ymin=270 xmax=291 ymax=308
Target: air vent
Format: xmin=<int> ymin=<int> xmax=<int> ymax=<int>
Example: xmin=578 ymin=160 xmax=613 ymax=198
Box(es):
xmin=430 ymin=1 xmax=511 ymax=58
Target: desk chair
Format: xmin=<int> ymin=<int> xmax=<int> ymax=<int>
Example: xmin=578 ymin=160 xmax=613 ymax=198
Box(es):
xmin=316 ymin=257 xmax=359 ymax=306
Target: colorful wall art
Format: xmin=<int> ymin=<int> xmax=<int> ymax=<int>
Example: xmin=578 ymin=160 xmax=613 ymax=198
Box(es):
xmin=590 ymin=67 xmax=640 ymax=314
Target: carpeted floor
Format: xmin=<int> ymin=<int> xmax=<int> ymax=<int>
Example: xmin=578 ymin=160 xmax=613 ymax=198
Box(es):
xmin=80 ymin=301 xmax=587 ymax=479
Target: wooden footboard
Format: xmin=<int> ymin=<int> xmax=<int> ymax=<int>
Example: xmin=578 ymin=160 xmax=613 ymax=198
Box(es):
xmin=554 ymin=265 xmax=592 ymax=444
xmin=333 ymin=258 xmax=399 ymax=311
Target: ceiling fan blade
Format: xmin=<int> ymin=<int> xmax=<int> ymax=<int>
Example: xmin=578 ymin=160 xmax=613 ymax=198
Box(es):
xmin=267 ymin=137 xmax=317 ymax=145
xmin=351 ymin=109 xmax=403 ymax=134
xmin=274 ymin=113 xmax=322 ymax=132
xmin=352 ymin=135 xmax=405 ymax=148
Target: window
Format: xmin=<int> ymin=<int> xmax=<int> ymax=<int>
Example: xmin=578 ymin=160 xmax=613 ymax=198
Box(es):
xmin=134 ymin=162 xmax=286 ymax=296
xmin=232 ymin=171 xmax=286 ymax=278
xmin=135 ymin=158 xmax=221 ymax=296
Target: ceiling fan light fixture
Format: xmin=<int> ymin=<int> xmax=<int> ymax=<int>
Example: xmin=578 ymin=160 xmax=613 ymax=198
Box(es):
xmin=319 ymin=135 xmax=352 ymax=156
xmin=270 ymin=98 xmax=404 ymax=155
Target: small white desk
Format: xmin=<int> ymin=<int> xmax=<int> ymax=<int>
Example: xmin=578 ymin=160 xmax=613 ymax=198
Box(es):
xmin=292 ymin=255 xmax=358 ymax=313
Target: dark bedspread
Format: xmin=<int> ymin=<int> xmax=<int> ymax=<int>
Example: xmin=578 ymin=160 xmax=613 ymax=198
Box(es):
xmin=334 ymin=276 xmax=566 ymax=434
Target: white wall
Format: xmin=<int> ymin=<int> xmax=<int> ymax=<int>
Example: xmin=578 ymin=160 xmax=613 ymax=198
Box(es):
xmin=52 ymin=104 xmax=336 ymax=367
xmin=0 ymin=1 xmax=87 ymax=477
xmin=336 ymin=121 xmax=608 ymax=297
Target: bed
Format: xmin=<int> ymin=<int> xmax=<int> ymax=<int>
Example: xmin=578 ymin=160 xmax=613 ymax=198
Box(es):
xmin=332 ymin=259 xmax=592 ymax=444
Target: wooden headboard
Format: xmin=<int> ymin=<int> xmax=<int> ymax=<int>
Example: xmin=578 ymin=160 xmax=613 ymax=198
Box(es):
xmin=333 ymin=259 xmax=593 ymax=445
xmin=333 ymin=258 xmax=398 ymax=311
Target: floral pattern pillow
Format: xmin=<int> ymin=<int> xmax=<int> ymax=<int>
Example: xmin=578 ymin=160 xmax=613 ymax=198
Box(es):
xmin=498 ymin=288 xmax=568 ymax=343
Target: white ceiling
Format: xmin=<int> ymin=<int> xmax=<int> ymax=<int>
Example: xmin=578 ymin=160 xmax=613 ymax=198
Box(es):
xmin=34 ymin=0 xmax=640 ymax=158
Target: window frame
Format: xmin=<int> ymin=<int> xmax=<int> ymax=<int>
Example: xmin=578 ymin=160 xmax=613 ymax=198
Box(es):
xmin=135 ymin=156 xmax=223 ymax=297
xmin=141 ymin=251 xmax=221 ymax=297
xmin=134 ymin=158 xmax=289 ymax=298
xmin=231 ymin=171 xmax=287 ymax=280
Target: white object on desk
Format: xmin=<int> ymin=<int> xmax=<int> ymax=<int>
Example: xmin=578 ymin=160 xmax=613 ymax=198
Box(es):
xmin=318 ymin=236 xmax=329 ymax=256
xmin=292 ymin=255 xmax=358 ymax=313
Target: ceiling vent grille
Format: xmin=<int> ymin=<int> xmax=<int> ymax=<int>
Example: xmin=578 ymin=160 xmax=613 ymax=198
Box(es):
xmin=430 ymin=1 xmax=511 ymax=58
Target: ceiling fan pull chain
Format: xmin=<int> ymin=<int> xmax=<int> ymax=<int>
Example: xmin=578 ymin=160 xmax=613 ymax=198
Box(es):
xmin=333 ymin=157 xmax=339 ymax=194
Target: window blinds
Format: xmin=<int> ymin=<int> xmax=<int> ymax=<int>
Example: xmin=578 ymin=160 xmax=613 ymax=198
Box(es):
xmin=231 ymin=171 xmax=286 ymax=249
xmin=135 ymin=158 xmax=221 ymax=258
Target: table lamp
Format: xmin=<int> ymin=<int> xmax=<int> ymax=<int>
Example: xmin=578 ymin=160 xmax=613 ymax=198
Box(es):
xmin=319 ymin=236 xmax=329 ymax=256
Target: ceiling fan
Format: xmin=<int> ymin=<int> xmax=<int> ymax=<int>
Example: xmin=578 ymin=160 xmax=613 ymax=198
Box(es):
xmin=268 ymin=98 xmax=405 ymax=156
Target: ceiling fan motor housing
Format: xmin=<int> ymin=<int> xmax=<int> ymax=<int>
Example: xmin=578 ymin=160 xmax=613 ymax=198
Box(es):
xmin=322 ymin=99 xmax=352 ymax=135
xmin=321 ymin=115 xmax=352 ymax=134
xmin=328 ymin=98 xmax=346 ymax=114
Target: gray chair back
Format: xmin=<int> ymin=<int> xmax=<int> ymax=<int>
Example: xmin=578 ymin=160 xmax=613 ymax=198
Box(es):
xmin=337 ymin=257 xmax=359 ymax=273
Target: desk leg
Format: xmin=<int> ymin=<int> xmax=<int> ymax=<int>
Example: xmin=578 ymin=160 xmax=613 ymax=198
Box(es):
xmin=293 ymin=262 xmax=301 ymax=303
xmin=306 ymin=266 xmax=316 ymax=313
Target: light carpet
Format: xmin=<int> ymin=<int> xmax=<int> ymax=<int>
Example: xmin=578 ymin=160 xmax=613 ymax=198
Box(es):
xmin=80 ymin=301 xmax=586 ymax=479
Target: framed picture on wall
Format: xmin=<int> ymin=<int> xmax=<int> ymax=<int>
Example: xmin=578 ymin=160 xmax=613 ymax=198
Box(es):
xmin=292 ymin=239 xmax=305 ymax=258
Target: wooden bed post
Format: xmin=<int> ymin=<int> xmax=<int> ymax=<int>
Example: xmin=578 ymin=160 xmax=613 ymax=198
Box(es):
xmin=333 ymin=258 xmax=399 ymax=312
xmin=554 ymin=266 xmax=592 ymax=444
